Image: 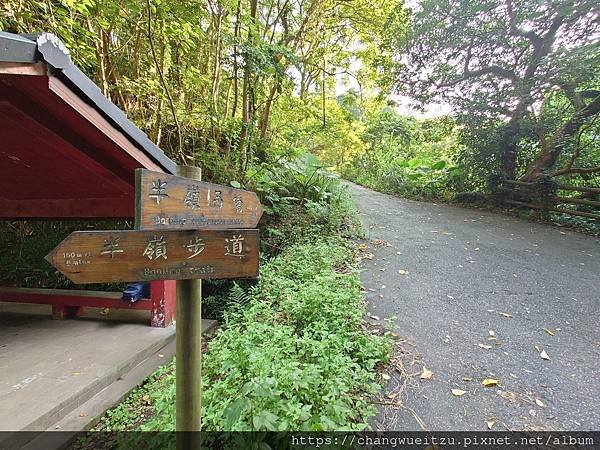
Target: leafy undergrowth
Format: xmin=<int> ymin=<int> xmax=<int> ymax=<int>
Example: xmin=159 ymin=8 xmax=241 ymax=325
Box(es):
xmin=75 ymin=195 xmax=390 ymax=447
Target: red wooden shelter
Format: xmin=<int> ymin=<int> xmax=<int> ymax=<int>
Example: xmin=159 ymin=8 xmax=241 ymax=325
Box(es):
xmin=0 ymin=31 xmax=177 ymax=326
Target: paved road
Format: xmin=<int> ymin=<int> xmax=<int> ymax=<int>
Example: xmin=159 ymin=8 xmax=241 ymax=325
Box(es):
xmin=348 ymin=183 xmax=600 ymax=431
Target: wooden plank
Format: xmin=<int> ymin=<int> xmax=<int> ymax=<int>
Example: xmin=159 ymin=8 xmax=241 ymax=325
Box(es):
xmin=45 ymin=229 xmax=259 ymax=284
xmin=0 ymin=287 xmax=151 ymax=311
xmin=553 ymin=196 xmax=600 ymax=208
xmin=48 ymin=76 xmax=164 ymax=172
xmin=135 ymin=169 xmax=263 ymax=230
xmin=505 ymin=179 xmax=534 ymax=186
xmin=0 ymin=61 xmax=47 ymax=76
xmin=505 ymin=199 xmax=600 ymax=220
xmin=550 ymin=207 xmax=600 ymax=220
xmin=558 ymin=184 xmax=600 ymax=195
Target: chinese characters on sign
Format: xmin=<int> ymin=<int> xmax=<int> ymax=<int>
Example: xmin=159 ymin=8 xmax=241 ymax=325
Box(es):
xmin=184 ymin=185 xmax=201 ymax=209
xmin=100 ymin=236 xmax=124 ymax=258
xmin=149 ymin=179 xmax=168 ymax=205
xmin=210 ymin=190 xmax=223 ymax=209
xmin=135 ymin=169 xmax=262 ymax=231
xmin=143 ymin=235 xmax=168 ymax=260
xmin=184 ymin=237 xmax=205 ymax=259
xmin=96 ymin=234 xmax=246 ymax=261
xmin=225 ymin=234 xmax=245 ymax=258
xmin=46 ymin=230 xmax=259 ymax=283
xmin=232 ymin=195 xmax=243 ymax=213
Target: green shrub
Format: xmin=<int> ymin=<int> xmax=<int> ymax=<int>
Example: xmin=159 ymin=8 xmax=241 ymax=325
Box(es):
xmin=137 ymin=241 xmax=390 ymax=434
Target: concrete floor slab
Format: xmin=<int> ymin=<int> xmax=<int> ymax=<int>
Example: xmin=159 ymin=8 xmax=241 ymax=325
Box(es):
xmin=0 ymin=302 xmax=214 ymax=442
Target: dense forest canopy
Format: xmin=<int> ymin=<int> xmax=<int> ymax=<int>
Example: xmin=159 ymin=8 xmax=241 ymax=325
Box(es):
xmin=396 ymin=0 xmax=600 ymax=184
xmin=1 ymin=0 xmax=406 ymax=179
xmin=1 ymin=0 xmax=598 ymax=204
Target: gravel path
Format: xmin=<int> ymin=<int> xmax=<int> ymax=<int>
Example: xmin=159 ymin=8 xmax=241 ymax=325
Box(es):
xmin=348 ymin=182 xmax=600 ymax=431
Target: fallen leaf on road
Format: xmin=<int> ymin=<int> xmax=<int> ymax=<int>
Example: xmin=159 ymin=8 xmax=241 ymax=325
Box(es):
xmin=371 ymin=239 xmax=390 ymax=248
xmin=370 ymin=315 xmax=380 ymax=321
xmin=489 ymin=330 xmax=496 ymax=337
xmin=79 ymin=412 xmax=88 ymax=417
xmin=479 ymin=344 xmax=493 ymax=349
xmin=535 ymin=398 xmax=545 ymax=407
xmin=543 ymin=328 xmax=555 ymax=336
xmin=540 ymin=350 xmax=550 ymax=360
xmin=482 ymin=379 xmax=499 ymax=387
xmin=499 ymin=312 xmax=513 ymax=318
xmin=421 ymin=367 xmax=434 ymax=380
xmin=451 ymin=389 xmax=466 ymax=397
xmin=534 ymin=345 xmax=541 ymax=352
xmin=398 ymin=269 xmax=409 ymax=275
xmin=381 ymin=373 xmax=391 ymax=381
xmin=463 ymin=377 xmax=473 ymax=381
xmin=498 ymin=390 xmax=519 ymax=403
xmin=486 ymin=418 xmax=496 ymax=429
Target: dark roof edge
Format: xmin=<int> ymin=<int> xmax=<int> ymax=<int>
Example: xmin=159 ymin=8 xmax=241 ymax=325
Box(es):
xmin=0 ymin=31 xmax=177 ymax=174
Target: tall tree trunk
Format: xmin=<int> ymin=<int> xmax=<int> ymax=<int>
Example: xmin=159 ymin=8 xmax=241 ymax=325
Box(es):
xmin=231 ymin=0 xmax=243 ymax=119
xmin=210 ymin=6 xmax=224 ymax=143
xmin=239 ymin=0 xmax=257 ymax=173
xmin=87 ymin=19 xmax=109 ymax=97
xmin=258 ymin=81 xmax=279 ymax=140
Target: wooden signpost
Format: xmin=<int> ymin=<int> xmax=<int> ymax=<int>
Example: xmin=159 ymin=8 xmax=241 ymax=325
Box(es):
xmin=45 ymin=165 xmax=262 ymax=447
xmin=135 ymin=169 xmax=263 ymax=230
xmin=45 ymin=229 xmax=259 ymax=284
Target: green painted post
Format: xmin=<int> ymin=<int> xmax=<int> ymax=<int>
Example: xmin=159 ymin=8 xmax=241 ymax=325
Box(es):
xmin=176 ymin=165 xmax=202 ymax=448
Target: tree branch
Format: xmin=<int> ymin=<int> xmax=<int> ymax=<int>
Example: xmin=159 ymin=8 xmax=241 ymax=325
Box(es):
xmin=438 ymin=65 xmax=519 ymax=88
xmin=146 ymin=0 xmax=184 ymax=161
xmin=552 ymin=165 xmax=600 ymax=176
xmin=505 ymin=0 xmax=542 ymax=45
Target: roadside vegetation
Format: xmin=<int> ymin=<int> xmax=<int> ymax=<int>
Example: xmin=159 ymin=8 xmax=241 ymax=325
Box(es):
xmin=73 ymin=167 xmax=391 ymax=445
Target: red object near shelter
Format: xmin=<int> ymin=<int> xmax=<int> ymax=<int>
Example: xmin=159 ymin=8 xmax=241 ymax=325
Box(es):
xmin=0 ymin=31 xmax=178 ymax=326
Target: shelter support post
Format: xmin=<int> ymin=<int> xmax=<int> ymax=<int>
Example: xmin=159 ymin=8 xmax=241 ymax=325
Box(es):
xmin=149 ymin=280 xmax=177 ymax=327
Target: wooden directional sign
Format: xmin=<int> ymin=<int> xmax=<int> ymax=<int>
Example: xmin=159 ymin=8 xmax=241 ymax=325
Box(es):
xmin=45 ymin=229 xmax=259 ymax=284
xmin=135 ymin=169 xmax=263 ymax=230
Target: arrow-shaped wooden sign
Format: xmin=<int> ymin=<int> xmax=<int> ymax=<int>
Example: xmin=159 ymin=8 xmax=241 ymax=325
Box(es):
xmin=45 ymin=229 xmax=259 ymax=284
xmin=135 ymin=169 xmax=263 ymax=230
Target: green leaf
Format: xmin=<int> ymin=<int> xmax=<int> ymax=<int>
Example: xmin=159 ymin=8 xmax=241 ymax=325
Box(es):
xmin=252 ymin=410 xmax=279 ymax=431
xmin=224 ymin=398 xmax=250 ymax=428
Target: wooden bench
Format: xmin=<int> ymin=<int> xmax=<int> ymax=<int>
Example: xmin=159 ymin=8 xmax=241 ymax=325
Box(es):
xmin=0 ymin=280 xmax=176 ymax=327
